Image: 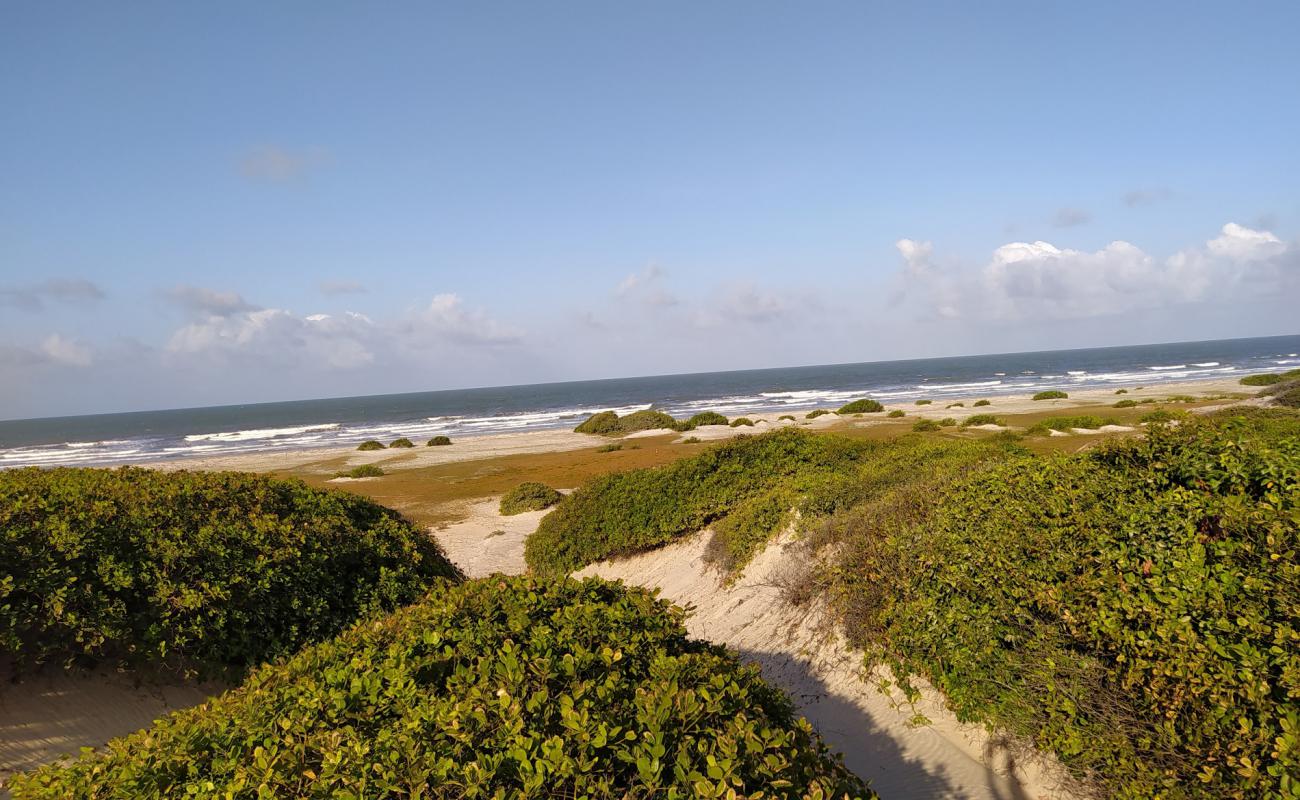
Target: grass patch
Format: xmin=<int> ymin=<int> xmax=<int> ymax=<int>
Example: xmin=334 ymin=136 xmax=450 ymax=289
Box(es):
xmin=887 ymin=409 xmax=905 ymax=418
xmin=915 ymin=399 xmax=932 ymax=405
xmin=938 ymin=417 xmax=958 ymax=427
xmin=1141 ymin=409 xmax=1189 ymax=424
xmin=778 ymin=414 xmax=796 ymax=421
xmin=806 ymin=409 xmax=832 ymax=419
xmin=838 ymin=398 xmax=884 ymax=414
xmin=960 ymin=414 xmax=1003 ymax=427
xmin=912 ymin=419 xmax=941 ymax=432
xmin=1113 ymin=399 xmax=1137 ymax=408
xmin=336 ymin=464 xmax=385 ymax=478
xmin=499 ymin=481 xmax=563 ymax=515
xmin=1032 ymin=390 xmax=1068 ymax=400
xmin=1025 ymin=415 xmax=1106 ymax=436
xmin=596 ymin=442 xmax=624 ymax=453
xmin=730 ymin=417 xmax=755 ymax=427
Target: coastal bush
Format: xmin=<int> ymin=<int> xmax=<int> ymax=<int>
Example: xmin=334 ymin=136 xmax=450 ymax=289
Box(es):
xmin=427 ymin=435 xmax=452 ymax=446
xmin=939 ymin=418 xmax=958 ymax=427
xmin=1115 ymin=389 xmax=1128 ymax=395
xmin=960 ymin=414 xmax=1002 ymax=427
xmin=817 ymin=419 xmax=1300 ymax=797
xmin=1032 ymin=390 xmax=1068 ymax=400
xmin=357 ymin=439 xmax=385 ymax=451
xmin=886 ymin=410 xmax=905 ymax=418
xmin=389 ymin=437 xmax=415 ymax=448
xmin=806 ymin=409 xmax=831 ymax=419
xmin=972 ymin=399 xmax=991 ymax=407
xmin=915 ymin=399 xmax=932 ymax=405
xmin=596 ymin=442 xmax=624 ymax=453
xmin=778 ymin=414 xmax=796 ymax=421
xmin=1141 ymin=409 xmax=1188 ymax=424
xmin=1113 ymin=399 xmax=1137 ymax=408
xmin=912 ymin=419 xmax=941 ymax=432
xmin=12 ymin=577 xmax=870 ymax=799
xmin=1274 ymin=387 xmax=1300 ymax=408
xmin=1025 ymin=415 xmax=1106 ymax=435
xmin=946 ymin=402 xmax=964 ymax=409
xmin=575 ymin=410 xmax=621 ymax=435
xmin=499 ymin=481 xmax=563 ymax=515
xmin=1239 ymin=370 xmax=1300 ymax=386
xmin=0 ymin=467 xmax=458 ymax=676
xmin=336 ymin=464 xmax=385 ymax=478
xmin=574 ymin=410 xmax=679 ymax=436
xmin=730 ymin=417 xmax=755 ymax=427
xmin=837 ymin=399 xmax=883 ymax=414
xmin=683 ymin=411 xmax=729 ymax=428
xmin=526 ymin=429 xmax=1008 ymax=577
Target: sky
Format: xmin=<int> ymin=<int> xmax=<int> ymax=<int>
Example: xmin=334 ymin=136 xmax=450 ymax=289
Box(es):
xmin=2 ymin=1 xmax=1298 ymax=420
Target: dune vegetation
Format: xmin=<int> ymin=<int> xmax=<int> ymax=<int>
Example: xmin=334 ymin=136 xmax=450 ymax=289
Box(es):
xmin=912 ymin=419 xmax=941 ymax=432
xmin=685 ymin=411 xmax=729 ymax=427
xmin=806 ymin=409 xmax=832 ymax=419
xmin=972 ymin=399 xmax=991 ymax=407
xmin=1241 ymin=369 xmax=1300 ymax=386
xmin=730 ymin=417 xmax=755 ymax=427
xmin=960 ymin=413 xmax=1002 ymax=427
xmin=837 ymin=399 xmax=883 ymax=414
xmin=357 ymin=439 xmax=385 ymax=451
xmin=336 ymin=464 xmax=385 ymax=478
xmin=914 ymin=399 xmax=932 ymax=405
xmin=1032 ymin=390 xmax=1069 ymax=400
xmin=499 ymin=481 xmax=563 ymax=515
xmin=427 ymin=435 xmax=452 ymax=446
xmin=13 ymin=577 xmax=869 ymax=799
xmin=389 ymin=437 xmax=415 ymax=448
xmin=886 ymin=409 xmax=905 ymax=418
xmin=574 ymin=409 xmax=733 ymax=436
xmin=1113 ymin=398 xmax=1137 ymax=408
xmin=0 ymin=467 xmax=458 ymax=677
xmin=1025 ymin=415 xmax=1108 ymax=435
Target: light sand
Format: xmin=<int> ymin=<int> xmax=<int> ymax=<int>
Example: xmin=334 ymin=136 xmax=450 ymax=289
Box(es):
xmin=434 ymin=501 xmax=1085 ymax=799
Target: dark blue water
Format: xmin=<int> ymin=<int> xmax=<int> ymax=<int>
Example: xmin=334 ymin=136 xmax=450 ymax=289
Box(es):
xmin=2 ymin=335 xmax=1297 ymax=468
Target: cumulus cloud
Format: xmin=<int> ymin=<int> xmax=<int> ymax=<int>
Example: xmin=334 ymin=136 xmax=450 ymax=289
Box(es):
xmin=319 ymin=279 xmax=367 ymax=295
xmin=407 ymin=294 xmax=523 ymax=346
xmin=0 ymin=334 xmax=94 ymax=368
xmin=165 ymin=285 xmax=260 ymax=316
xmin=238 ymin=146 xmax=330 ymax=183
xmin=0 ymin=278 xmax=105 ymax=310
xmin=895 ymin=222 xmax=1297 ymax=322
xmin=1052 ymin=207 xmax=1092 ymax=228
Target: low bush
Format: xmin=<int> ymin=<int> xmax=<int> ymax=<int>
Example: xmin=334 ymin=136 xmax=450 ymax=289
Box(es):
xmin=778 ymin=414 xmax=796 ymax=421
xmin=596 ymin=443 xmax=623 ymax=453
xmin=12 ymin=577 xmax=870 ymax=799
xmin=0 ymin=468 xmax=458 ymax=676
xmin=1032 ymin=390 xmax=1068 ymax=400
xmin=972 ymin=399 xmax=991 ymax=407
xmin=1113 ymin=399 xmax=1137 ymax=408
xmin=1239 ymin=369 xmax=1300 ymax=386
xmin=681 ymin=436 xmax=701 ymax=444
xmin=938 ymin=418 xmax=958 ymax=427
xmin=499 ymin=481 xmax=563 ymax=515
xmin=1115 ymin=389 xmax=1129 ymax=395
xmin=960 ymin=414 xmax=1002 ymax=427
xmin=816 ymin=419 xmax=1300 ymax=797
xmin=683 ymin=411 xmax=729 ymax=428
xmin=915 ymin=399 xmax=932 ymax=406
xmin=336 ymin=464 xmax=385 ymax=478
xmin=1274 ymin=387 xmax=1300 ymax=408
xmin=912 ymin=419 xmax=941 ymax=432
xmin=427 ymin=435 xmax=452 ymax=446
xmin=806 ymin=409 xmax=832 ymax=419
xmin=886 ymin=410 xmax=905 ymax=418
xmin=946 ymin=402 xmax=964 ymax=409
xmin=838 ymin=399 xmax=884 ymax=414
xmin=1141 ymin=409 xmax=1188 ymax=424
xmin=1026 ymin=415 xmax=1106 ymax=435
xmin=575 ymin=410 xmax=621 ymax=434
xmin=730 ymin=417 xmax=755 ymax=427
xmin=357 ymin=440 xmax=385 ymax=451
xmin=574 ymin=410 xmax=680 ymax=436
xmin=389 ymin=437 xmax=415 ymax=448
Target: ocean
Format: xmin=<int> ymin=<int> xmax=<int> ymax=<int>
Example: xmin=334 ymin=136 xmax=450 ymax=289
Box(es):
xmin=2 ymin=334 xmax=1297 ymax=469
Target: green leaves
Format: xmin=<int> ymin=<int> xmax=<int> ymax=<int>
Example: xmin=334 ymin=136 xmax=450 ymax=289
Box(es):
xmin=11 ymin=577 xmax=872 ymax=799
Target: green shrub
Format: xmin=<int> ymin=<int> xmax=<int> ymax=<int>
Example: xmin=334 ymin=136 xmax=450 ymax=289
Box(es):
xmin=730 ymin=417 xmax=755 ymax=427
xmin=427 ymin=435 xmax=452 ymax=446
xmin=389 ymin=437 xmax=415 ymax=448
xmin=12 ymin=577 xmax=870 ymax=799
xmin=1032 ymin=390 xmax=1068 ymax=400
xmin=960 ymin=414 xmax=1003 ymax=427
xmin=946 ymin=402 xmax=964 ymax=409
xmin=837 ymin=399 xmax=884 ymax=414
xmin=1115 ymin=389 xmax=1128 ymax=395
xmin=0 ymin=468 xmax=458 ymax=676
xmin=972 ymin=399 xmax=991 ymax=407
xmin=915 ymin=399 xmax=932 ymax=406
xmin=1113 ymin=399 xmax=1137 ymax=408
xmin=574 ymin=410 xmax=621 ymax=434
xmin=1274 ymin=387 xmax=1300 ymax=408
xmin=778 ymin=414 xmax=796 ymax=421
xmin=596 ymin=442 xmax=623 ymax=453
xmin=1025 ymin=415 xmax=1106 ymax=435
xmin=819 ymin=420 xmax=1300 ymax=797
xmin=682 ymin=436 xmax=701 ymax=444
xmin=499 ymin=481 xmax=563 ymax=515
xmin=336 ymin=464 xmax=385 ymax=478
xmin=806 ymin=409 xmax=831 ymax=419
xmin=1141 ymin=409 xmax=1187 ymax=424
xmin=912 ymin=419 xmax=941 ymax=432
xmin=357 ymin=440 xmax=385 ymax=451
xmin=575 ymin=410 xmax=679 ymax=436
xmin=1238 ymin=370 xmax=1300 ymax=386
xmin=683 ymin=411 xmax=729 ymax=428
xmin=938 ymin=418 xmax=958 ymax=427
xmin=886 ymin=410 xmax=905 ymax=418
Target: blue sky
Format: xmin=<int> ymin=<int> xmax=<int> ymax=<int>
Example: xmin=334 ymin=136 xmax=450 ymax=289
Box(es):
xmin=2 ymin=1 xmax=1298 ymax=419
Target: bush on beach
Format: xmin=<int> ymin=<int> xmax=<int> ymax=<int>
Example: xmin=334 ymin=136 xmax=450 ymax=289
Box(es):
xmin=336 ymin=464 xmax=385 ymax=478
xmin=1032 ymin=390 xmax=1069 ymax=400
xmin=960 ymin=414 xmax=1003 ymax=427
xmin=389 ymin=437 xmax=415 ymax=448
xmin=887 ymin=409 xmax=905 ymax=418
xmin=499 ymin=481 xmax=563 ymax=515
xmin=357 ymin=440 xmax=385 ymax=451
xmin=972 ymin=399 xmax=991 ymax=407
xmin=806 ymin=409 xmax=832 ymax=419
xmin=837 ymin=399 xmax=884 ymax=414
xmin=427 ymin=435 xmax=452 ymax=446
xmin=730 ymin=417 xmax=755 ymax=427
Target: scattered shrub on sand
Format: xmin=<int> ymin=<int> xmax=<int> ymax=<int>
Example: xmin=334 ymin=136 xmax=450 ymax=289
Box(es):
xmin=1115 ymin=388 xmax=1129 ymax=395
xmin=939 ymin=418 xmax=958 ymax=427
xmin=1164 ymin=394 xmax=1198 ymax=403
xmin=1141 ymin=409 xmax=1188 ymax=425
xmin=946 ymin=402 xmax=964 ymax=409
xmin=526 ymin=429 xmax=1009 ymax=577
xmin=912 ymin=419 xmax=941 ymax=432
xmin=336 ymin=464 xmax=385 ymax=478
xmin=813 ymin=418 xmax=1300 ymax=797
xmin=357 ymin=439 xmax=385 ymax=451
xmin=972 ymin=399 xmax=991 ymax=407
xmin=838 ymin=398 xmax=884 ymax=414
xmin=427 ymin=435 xmax=452 ymax=446
xmin=575 ymin=409 xmax=679 ymax=436
xmin=806 ymin=409 xmax=832 ymax=419
xmin=915 ymin=399 xmax=932 ymax=406
xmin=730 ymin=417 xmax=755 ymax=427
xmin=886 ymin=409 xmax=905 ymax=418
xmin=1239 ymin=369 xmax=1300 ymax=386
xmin=389 ymin=437 xmax=415 ymax=448
xmin=778 ymin=414 xmax=796 ymax=421
xmin=1026 ymin=415 xmax=1106 ymax=436
xmin=12 ymin=577 xmax=871 ymax=799
xmin=0 ymin=467 xmax=458 ymax=676
xmin=682 ymin=411 xmax=729 ymax=429
xmin=1113 ymin=399 xmax=1137 ymax=408
xmin=960 ymin=414 xmax=1003 ymax=428
xmin=1032 ymin=390 xmax=1068 ymax=401
xmin=499 ymin=481 xmax=563 ymax=515
xmin=596 ymin=442 xmax=623 ymax=453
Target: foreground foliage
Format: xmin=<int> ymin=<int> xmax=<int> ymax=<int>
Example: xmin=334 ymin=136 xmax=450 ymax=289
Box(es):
xmin=0 ymin=467 xmax=459 ymax=676
xmin=500 ymin=481 xmax=564 ymax=515
xmin=817 ymin=416 xmax=1300 ymax=798
xmin=11 ymin=577 xmax=871 ymax=799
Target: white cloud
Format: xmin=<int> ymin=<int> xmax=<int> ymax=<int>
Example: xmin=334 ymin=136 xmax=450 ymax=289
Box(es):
xmin=40 ymin=334 xmax=93 ymax=366
xmin=0 ymin=278 xmax=105 ymax=310
xmin=896 ymin=222 xmax=1297 ymax=322
xmin=615 ymin=264 xmax=678 ymax=307
xmin=165 ymin=285 xmax=259 ymax=316
xmin=409 ymin=294 xmax=523 ymax=346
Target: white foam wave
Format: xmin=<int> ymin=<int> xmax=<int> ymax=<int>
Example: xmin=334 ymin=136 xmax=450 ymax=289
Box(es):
xmin=1191 ymin=362 xmax=1219 ymax=367
xmin=186 ymin=423 xmax=340 ymax=443
xmin=1147 ymin=364 xmax=1187 ymax=370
